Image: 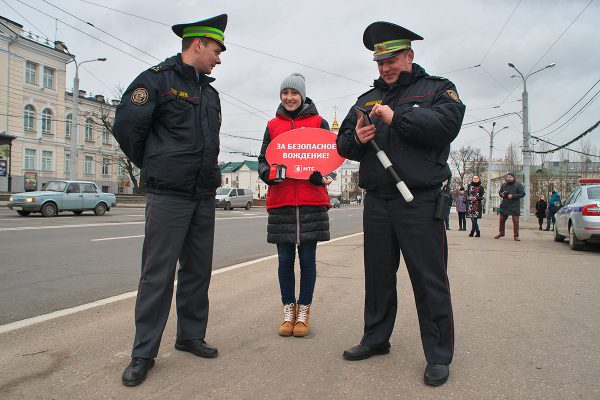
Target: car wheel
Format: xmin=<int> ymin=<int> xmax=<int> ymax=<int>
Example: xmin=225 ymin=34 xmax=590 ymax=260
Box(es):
xmin=41 ymin=202 xmax=58 ymax=217
xmin=17 ymin=210 xmax=31 ymax=216
xmin=224 ymin=202 xmax=232 ymax=210
xmin=553 ymin=225 xmax=565 ymax=242
xmin=245 ymin=202 xmax=251 ymax=210
xmin=94 ymin=202 xmax=107 ymax=216
xmin=73 ymin=210 xmax=83 ymax=215
xmin=568 ymin=224 xmax=584 ymax=250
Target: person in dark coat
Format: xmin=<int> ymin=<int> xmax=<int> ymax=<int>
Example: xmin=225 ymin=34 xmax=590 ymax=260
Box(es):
xmin=465 ymin=176 xmax=484 ymax=237
xmin=258 ymin=72 xmax=331 ymax=338
xmin=336 ymin=21 xmax=465 ymax=387
xmin=455 ymin=187 xmax=467 ymax=231
xmin=494 ymin=172 xmax=526 ymax=241
xmin=112 ymin=14 xmax=227 ymax=387
xmin=535 ymin=194 xmax=548 ymax=230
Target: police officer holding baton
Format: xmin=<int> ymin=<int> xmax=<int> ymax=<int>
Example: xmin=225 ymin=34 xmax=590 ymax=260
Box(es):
xmin=336 ymin=21 xmax=465 ymax=386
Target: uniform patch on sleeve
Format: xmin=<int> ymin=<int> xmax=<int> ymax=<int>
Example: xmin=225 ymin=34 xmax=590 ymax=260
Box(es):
xmin=364 ymin=100 xmax=382 ymax=107
xmin=131 ymin=88 xmax=149 ymax=105
xmin=446 ymin=89 xmax=460 ymax=103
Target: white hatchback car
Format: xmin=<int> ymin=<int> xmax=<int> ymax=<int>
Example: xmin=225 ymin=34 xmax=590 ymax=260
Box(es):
xmin=554 ymin=179 xmax=600 ymax=250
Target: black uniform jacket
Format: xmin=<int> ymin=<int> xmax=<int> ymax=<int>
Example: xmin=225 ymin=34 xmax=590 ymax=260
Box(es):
xmin=112 ymin=54 xmax=222 ymax=198
xmin=336 ymin=64 xmax=465 ymax=195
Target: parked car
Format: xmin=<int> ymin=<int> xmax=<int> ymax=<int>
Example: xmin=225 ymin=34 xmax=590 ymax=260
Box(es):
xmin=553 ymin=179 xmax=600 ymax=250
xmin=215 ymin=188 xmax=253 ymax=210
xmin=8 ymin=180 xmax=117 ymax=217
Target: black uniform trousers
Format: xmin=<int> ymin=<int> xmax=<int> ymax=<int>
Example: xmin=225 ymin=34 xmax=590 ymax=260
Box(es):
xmin=361 ymin=189 xmax=454 ymax=365
xmin=131 ymin=192 xmax=215 ymax=359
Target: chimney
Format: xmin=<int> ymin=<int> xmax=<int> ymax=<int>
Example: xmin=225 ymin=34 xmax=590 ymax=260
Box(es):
xmin=95 ymin=94 xmax=105 ymax=102
xmin=111 ymin=99 xmax=121 ymax=106
xmin=78 ymin=90 xmax=86 ymax=98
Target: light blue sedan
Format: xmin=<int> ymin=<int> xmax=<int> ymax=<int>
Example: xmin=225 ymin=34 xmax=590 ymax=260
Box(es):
xmin=8 ymin=180 xmax=117 ymax=217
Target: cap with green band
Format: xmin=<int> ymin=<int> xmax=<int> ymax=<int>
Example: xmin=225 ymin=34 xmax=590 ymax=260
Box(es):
xmin=172 ymin=14 xmax=228 ymax=51
xmin=363 ymin=21 xmax=423 ymax=61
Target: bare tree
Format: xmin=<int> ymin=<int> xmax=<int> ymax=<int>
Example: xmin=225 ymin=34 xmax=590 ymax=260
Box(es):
xmin=449 ymin=146 xmax=484 ymax=189
xmin=504 ymin=143 xmax=521 ymax=173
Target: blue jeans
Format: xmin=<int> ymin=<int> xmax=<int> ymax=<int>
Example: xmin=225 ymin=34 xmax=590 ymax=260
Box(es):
xmin=277 ymin=241 xmax=317 ymax=305
xmin=470 ymin=217 xmax=480 ymax=233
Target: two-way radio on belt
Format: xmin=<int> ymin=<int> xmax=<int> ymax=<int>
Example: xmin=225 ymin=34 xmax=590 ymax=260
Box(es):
xmin=354 ymin=107 xmax=414 ymax=203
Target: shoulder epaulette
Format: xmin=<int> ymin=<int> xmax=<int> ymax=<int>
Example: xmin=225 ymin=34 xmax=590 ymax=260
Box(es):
xmin=425 ymin=76 xmax=448 ymax=81
xmin=357 ymin=86 xmax=377 ymax=99
xmin=148 ymin=63 xmax=172 ymax=73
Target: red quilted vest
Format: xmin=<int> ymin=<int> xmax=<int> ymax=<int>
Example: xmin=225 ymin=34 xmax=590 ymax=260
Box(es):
xmin=266 ymin=113 xmax=331 ymax=211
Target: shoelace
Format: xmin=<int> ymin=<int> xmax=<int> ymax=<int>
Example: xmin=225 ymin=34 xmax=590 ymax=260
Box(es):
xmin=283 ymin=303 xmax=295 ymax=322
xmin=296 ymin=304 xmax=309 ymax=323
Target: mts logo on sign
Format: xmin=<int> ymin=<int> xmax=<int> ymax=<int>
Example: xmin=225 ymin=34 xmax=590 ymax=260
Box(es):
xmin=295 ymin=165 xmax=314 ymax=172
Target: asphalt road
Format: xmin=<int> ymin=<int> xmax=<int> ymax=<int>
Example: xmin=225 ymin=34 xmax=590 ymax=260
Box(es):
xmin=0 ymin=205 xmax=363 ymax=325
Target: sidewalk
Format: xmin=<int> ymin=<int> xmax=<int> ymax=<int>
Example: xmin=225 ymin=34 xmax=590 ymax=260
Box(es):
xmin=1 ymin=218 xmax=599 ymax=399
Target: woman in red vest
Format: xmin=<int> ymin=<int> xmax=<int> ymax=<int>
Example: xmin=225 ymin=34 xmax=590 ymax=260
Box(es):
xmin=258 ymin=73 xmax=331 ymax=337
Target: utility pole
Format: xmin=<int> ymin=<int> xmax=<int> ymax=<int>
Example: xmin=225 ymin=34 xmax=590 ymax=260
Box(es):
xmin=508 ymin=62 xmax=555 ymax=220
xmin=479 ymin=122 xmax=508 ymax=215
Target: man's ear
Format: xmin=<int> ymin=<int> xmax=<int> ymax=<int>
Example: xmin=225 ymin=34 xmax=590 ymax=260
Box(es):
xmin=407 ymin=49 xmax=415 ymax=63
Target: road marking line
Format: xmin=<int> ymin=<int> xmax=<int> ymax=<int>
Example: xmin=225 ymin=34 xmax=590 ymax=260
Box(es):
xmin=0 ymin=232 xmax=363 ymax=334
xmin=92 ymin=235 xmax=145 ymax=242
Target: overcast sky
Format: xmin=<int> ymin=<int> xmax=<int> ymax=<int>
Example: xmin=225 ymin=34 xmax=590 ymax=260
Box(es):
xmin=3 ymin=0 xmax=599 ymax=163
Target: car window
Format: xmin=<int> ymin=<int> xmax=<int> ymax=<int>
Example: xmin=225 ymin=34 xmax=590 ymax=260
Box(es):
xmin=587 ymin=186 xmax=600 ymax=200
xmin=67 ymin=183 xmax=80 ymax=193
xmin=566 ymin=188 xmax=580 ymax=205
xmin=216 ymin=188 xmax=230 ymax=195
xmin=45 ymin=181 xmax=67 ymax=192
xmin=81 ymin=183 xmax=97 ymax=193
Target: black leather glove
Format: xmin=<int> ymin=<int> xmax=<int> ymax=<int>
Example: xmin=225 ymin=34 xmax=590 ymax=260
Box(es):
xmin=309 ymin=171 xmax=325 ymax=186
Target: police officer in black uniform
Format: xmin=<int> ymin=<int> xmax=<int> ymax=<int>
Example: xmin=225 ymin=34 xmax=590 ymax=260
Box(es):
xmin=336 ymin=21 xmax=465 ymax=386
xmin=112 ymin=14 xmax=227 ymax=387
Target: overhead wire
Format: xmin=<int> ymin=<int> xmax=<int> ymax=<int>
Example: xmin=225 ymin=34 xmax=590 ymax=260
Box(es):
xmin=1 ymin=0 xmax=49 ymax=40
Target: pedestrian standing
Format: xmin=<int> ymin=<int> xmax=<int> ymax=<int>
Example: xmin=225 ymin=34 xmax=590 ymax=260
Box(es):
xmin=494 ymin=172 xmax=526 ymax=241
xmin=336 ymin=21 xmax=465 ymax=386
xmin=112 ymin=14 xmax=227 ymax=386
xmin=455 ymin=187 xmax=467 ymax=231
xmin=545 ymin=190 xmax=561 ymax=231
xmin=535 ymin=194 xmax=547 ymax=230
xmin=258 ymin=73 xmax=331 ymax=338
xmin=466 ymin=176 xmax=484 ymax=237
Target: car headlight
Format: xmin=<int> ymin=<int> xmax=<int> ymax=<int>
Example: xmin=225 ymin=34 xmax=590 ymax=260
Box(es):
xmin=26 ymin=197 xmax=36 ymax=203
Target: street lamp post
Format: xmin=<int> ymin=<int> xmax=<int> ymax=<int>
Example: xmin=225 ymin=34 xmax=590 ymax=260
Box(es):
xmin=69 ymin=57 xmax=107 ymax=179
xmin=55 ymin=42 xmax=107 ymax=180
xmin=479 ymin=122 xmax=509 ymax=215
xmin=508 ymin=62 xmax=555 ymax=220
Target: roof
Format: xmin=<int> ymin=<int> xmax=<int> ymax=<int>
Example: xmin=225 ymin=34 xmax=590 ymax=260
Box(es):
xmin=220 ymin=161 xmax=258 ymax=173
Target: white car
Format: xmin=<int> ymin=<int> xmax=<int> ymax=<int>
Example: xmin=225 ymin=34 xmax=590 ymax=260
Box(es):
xmin=554 ymin=179 xmax=600 ymax=250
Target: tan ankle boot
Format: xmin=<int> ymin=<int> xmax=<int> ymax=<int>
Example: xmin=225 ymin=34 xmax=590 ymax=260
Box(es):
xmin=293 ymin=304 xmax=311 ymax=337
xmin=278 ymin=303 xmax=296 ymax=336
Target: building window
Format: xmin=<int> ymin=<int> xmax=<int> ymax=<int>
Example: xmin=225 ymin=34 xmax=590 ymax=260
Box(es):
xmin=84 ymin=155 xmax=94 ymax=175
xmin=65 ymin=114 xmax=72 ymax=138
xmin=42 ymin=108 xmax=53 ymax=134
xmin=118 ymin=162 xmax=124 ymax=176
xmin=25 ymin=61 xmax=37 ymax=84
xmin=23 ymin=105 xmax=35 ymax=131
xmin=102 ymin=127 xmax=110 ymax=144
xmin=84 ymin=118 xmax=94 ymax=141
xmin=64 ymin=152 xmax=70 ymax=173
xmin=102 ymin=157 xmax=110 ymax=175
xmin=42 ymin=66 xmax=55 ymax=89
xmin=24 ymin=148 xmax=36 ymax=170
xmin=41 ymin=150 xmax=53 ymax=171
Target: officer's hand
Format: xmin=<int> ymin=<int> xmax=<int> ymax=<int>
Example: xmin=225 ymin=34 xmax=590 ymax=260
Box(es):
xmin=371 ymin=104 xmax=394 ymax=125
xmin=355 ymin=116 xmax=376 ymax=144
xmin=507 ymin=194 xmax=513 ymax=199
